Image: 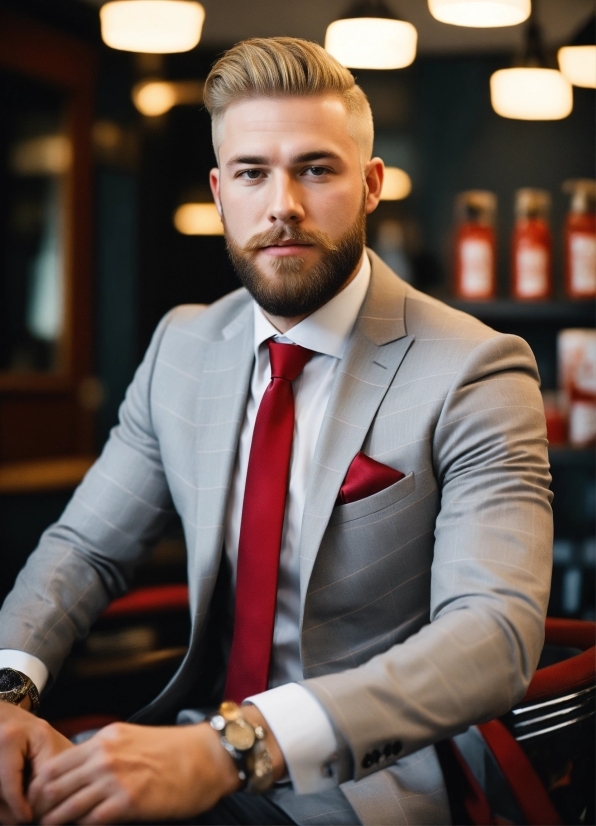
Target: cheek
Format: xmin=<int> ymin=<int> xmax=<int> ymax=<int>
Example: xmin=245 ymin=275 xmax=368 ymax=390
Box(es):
xmin=307 ymin=183 xmax=364 ymax=234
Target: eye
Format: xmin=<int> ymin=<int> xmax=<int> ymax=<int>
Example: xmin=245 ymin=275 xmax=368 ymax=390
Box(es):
xmin=304 ymin=166 xmax=329 ymax=177
xmin=239 ymin=169 xmax=263 ymax=180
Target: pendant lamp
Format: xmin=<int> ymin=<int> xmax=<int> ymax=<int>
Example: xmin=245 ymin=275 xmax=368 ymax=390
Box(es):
xmin=132 ymin=80 xmax=203 ymax=116
xmin=558 ymin=16 xmax=596 ymax=89
xmin=428 ymin=0 xmax=530 ymax=28
xmin=380 ymin=167 xmax=412 ymax=200
xmin=325 ymin=0 xmax=417 ymax=70
xmin=490 ymin=15 xmax=572 ymax=120
xmin=100 ymin=1 xmax=205 ymax=53
xmin=174 ymin=203 xmax=224 ymax=235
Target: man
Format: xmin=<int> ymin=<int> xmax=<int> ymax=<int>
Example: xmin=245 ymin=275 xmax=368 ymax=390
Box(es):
xmin=0 ymin=37 xmax=553 ymax=826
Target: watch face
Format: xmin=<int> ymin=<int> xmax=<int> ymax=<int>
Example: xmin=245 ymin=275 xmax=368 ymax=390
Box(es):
xmin=0 ymin=669 xmax=24 ymax=693
xmin=225 ymin=719 xmax=256 ymax=752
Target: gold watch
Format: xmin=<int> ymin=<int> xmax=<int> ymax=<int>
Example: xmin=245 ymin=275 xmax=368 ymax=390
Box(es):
xmin=208 ymin=701 xmax=274 ymax=794
xmin=0 ymin=668 xmax=41 ymax=714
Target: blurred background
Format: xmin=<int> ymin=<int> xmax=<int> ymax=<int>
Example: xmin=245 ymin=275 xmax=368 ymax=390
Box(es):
xmin=0 ymin=0 xmax=594 ymax=721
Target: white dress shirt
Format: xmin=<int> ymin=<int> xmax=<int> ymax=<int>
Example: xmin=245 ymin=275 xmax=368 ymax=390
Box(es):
xmin=0 ymin=253 xmax=371 ymax=795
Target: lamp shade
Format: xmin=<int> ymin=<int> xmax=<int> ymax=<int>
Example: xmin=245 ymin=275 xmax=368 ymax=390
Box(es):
xmin=174 ymin=203 xmax=224 ymax=235
xmin=132 ymin=81 xmax=178 ymax=116
xmin=490 ymin=67 xmax=573 ymax=119
xmin=380 ymin=167 xmax=412 ymax=200
xmin=132 ymin=80 xmax=203 ymax=116
xmin=558 ymin=46 xmax=596 ymax=88
xmin=100 ymin=1 xmax=205 ymax=53
xmin=325 ymin=17 xmax=417 ymax=69
xmin=428 ymin=0 xmax=530 ymax=27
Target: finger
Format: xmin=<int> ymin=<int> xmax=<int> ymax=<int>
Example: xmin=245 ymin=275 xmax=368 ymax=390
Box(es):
xmin=30 ymin=761 xmax=93 ymax=820
xmin=76 ymin=797 xmax=134 ymax=826
xmin=0 ymin=744 xmax=32 ymax=824
xmin=40 ymin=783 xmax=106 ymax=826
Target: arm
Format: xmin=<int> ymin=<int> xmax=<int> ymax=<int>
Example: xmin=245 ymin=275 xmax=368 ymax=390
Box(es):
xmin=0 ymin=310 xmax=179 ymax=684
xmin=301 ymin=333 xmax=553 ymax=782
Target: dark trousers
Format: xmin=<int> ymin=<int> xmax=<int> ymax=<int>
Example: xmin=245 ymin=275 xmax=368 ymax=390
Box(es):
xmin=191 ymin=792 xmax=296 ymax=825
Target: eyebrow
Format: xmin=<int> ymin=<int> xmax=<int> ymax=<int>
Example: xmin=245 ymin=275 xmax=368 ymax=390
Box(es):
xmin=226 ymin=150 xmax=342 ymax=168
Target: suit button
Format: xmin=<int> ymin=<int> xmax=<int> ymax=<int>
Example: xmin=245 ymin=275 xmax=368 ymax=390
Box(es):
xmin=371 ymin=749 xmax=381 ymax=764
xmin=361 ymin=753 xmax=374 ymax=769
xmin=383 ymin=743 xmax=393 ymax=759
xmin=392 ymin=740 xmax=402 ymax=756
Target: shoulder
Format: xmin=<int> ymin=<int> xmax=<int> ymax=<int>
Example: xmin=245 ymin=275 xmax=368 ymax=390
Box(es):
xmin=157 ymin=286 xmax=252 ymax=344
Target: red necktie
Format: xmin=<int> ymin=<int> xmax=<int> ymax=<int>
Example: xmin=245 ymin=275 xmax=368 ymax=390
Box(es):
xmin=225 ymin=339 xmax=314 ymax=703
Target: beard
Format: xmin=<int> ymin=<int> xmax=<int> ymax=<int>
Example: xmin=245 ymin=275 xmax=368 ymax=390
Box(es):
xmin=224 ymin=209 xmax=366 ymax=318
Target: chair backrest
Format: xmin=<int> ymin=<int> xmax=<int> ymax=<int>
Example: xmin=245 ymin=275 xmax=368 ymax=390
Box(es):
xmin=446 ymin=617 xmax=595 ymax=825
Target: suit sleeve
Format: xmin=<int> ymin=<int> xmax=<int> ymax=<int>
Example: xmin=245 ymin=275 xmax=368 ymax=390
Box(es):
xmin=301 ymin=332 xmax=553 ymax=783
xmin=0 ymin=310 xmax=179 ymax=685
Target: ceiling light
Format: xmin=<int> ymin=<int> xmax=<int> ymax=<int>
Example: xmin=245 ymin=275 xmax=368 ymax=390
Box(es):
xmin=557 ymin=16 xmax=596 ymax=89
xmin=174 ymin=203 xmax=224 ymax=235
xmin=558 ymin=46 xmax=596 ymax=88
xmin=428 ymin=0 xmax=530 ymax=28
xmin=490 ymin=15 xmax=573 ymax=120
xmin=380 ymin=167 xmax=412 ymax=200
xmin=325 ymin=0 xmax=417 ymax=70
xmin=100 ymin=1 xmax=205 ymax=54
xmin=132 ymin=80 xmax=203 ymax=116
xmin=490 ymin=67 xmax=572 ymax=119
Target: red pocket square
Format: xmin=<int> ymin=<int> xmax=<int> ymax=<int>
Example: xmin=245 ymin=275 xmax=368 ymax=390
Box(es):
xmin=336 ymin=451 xmax=405 ymax=506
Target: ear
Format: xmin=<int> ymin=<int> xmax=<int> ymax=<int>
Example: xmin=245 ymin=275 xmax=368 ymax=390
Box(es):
xmin=364 ymin=157 xmax=384 ymax=215
xmin=209 ymin=167 xmax=222 ymax=215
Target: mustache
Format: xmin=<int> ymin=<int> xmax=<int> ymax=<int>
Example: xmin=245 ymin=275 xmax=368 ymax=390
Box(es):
xmin=242 ymin=225 xmax=338 ymax=254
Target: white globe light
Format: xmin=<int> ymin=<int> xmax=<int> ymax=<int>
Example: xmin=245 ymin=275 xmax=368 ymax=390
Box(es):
xmin=428 ymin=0 xmax=530 ymax=27
xmin=174 ymin=203 xmax=224 ymax=235
xmin=325 ymin=17 xmax=417 ymax=69
xmin=490 ymin=67 xmax=573 ymax=120
xmin=380 ymin=167 xmax=412 ymax=200
xmin=100 ymin=1 xmax=205 ymax=54
xmin=558 ymin=45 xmax=596 ymax=89
xmin=132 ymin=81 xmax=178 ymax=116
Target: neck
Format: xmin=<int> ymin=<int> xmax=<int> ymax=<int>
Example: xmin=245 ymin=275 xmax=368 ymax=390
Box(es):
xmin=261 ymin=253 xmax=363 ymax=334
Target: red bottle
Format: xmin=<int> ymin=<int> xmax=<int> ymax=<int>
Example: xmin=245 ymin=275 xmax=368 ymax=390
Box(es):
xmin=511 ymin=189 xmax=552 ymax=300
xmin=563 ymin=179 xmax=596 ymax=299
xmin=454 ymin=191 xmax=497 ymax=300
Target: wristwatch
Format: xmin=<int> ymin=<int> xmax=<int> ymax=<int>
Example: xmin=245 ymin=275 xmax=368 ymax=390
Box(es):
xmin=208 ymin=701 xmax=274 ymax=794
xmin=0 ymin=668 xmax=41 ymax=714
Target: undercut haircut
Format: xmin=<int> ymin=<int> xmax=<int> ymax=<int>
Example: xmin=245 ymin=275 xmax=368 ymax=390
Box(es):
xmin=203 ymin=37 xmax=374 ymax=163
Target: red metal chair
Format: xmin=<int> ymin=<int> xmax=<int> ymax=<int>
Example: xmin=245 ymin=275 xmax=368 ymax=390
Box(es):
xmin=445 ymin=618 xmax=596 ymax=825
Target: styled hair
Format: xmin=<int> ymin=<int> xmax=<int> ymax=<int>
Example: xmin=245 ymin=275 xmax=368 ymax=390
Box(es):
xmin=204 ymin=37 xmax=374 ymax=161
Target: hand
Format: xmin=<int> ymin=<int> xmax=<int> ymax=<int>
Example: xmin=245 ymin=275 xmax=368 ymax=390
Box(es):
xmin=0 ymin=701 xmax=72 ymax=825
xmin=28 ymin=721 xmax=243 ymax=825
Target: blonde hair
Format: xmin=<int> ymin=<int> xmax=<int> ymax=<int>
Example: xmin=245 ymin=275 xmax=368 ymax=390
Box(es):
xmin=204 ymin=37 xmax=374 ymax=161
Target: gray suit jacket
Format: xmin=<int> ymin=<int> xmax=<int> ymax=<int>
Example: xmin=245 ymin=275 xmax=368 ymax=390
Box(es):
xmin=0 ymin=251 xmax=553 ymax=825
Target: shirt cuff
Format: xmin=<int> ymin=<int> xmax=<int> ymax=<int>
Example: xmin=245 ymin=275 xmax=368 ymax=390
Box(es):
xmin=0 ymin=650 xmax=49 ymax=693
xmin=246 ymin=682 xmax=339 ymax=795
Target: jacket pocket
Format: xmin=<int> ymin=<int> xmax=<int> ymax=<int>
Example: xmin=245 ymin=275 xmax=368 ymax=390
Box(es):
xmin=330 ymin=472 xmax=415 ymax=525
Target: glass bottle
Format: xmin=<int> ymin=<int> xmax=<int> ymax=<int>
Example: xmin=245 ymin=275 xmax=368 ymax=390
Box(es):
xmin=511 ymin=189 xmax=552 ymax=300
xmin=454 ymin=191 xmax=497 ymax=300
xmin=563 ymin=179 xmax=596 ymax=299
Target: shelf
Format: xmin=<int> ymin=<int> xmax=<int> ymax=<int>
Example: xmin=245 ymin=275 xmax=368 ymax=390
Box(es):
xmin=447 ymin=300 xmax=595 ymax=326
xmin=0 ymin=455 xmax=96 ymax=494
xmin=548 ymin=446 xmax=595 ymax=468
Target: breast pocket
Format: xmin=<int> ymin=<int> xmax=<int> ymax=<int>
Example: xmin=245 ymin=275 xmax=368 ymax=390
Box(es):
xmin=330 ymin=471 xmax=416 ymax=526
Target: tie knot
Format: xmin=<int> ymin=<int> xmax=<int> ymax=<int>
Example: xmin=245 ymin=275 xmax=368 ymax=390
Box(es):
xmin=268 ymin=340 xmax=314 ymax=382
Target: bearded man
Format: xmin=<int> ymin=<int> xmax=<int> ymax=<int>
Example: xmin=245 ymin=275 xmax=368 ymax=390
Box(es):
xmin=0 ymin=37 xmax=552 ymax=826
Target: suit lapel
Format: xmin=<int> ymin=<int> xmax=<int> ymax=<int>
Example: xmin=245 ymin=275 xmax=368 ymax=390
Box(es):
xmin=188 ymin=303 xmax=254 ymax=609
xmin=298 ymin=252 xmax=414 ymax=619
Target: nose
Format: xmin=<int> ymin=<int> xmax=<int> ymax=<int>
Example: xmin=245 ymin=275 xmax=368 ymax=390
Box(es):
xmin=267 ymin=172 xmax=305 ymax=225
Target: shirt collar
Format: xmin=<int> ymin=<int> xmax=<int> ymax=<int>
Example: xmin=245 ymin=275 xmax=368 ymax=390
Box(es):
xmin=252 ymin=252 xmax=371 ymax=359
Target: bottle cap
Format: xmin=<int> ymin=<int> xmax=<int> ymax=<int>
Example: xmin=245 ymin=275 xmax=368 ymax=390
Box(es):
xmin=515 ymin=188 xmax=551 ymax=220
xmin=563 ymin=179 xmax=596 ymax=214
xmin=455 ymin=191 xmax=496 ymax=226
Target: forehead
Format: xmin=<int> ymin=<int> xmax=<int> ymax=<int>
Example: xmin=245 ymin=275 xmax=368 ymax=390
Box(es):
xmin=217 ymin=95 xmax=358 ymax=159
